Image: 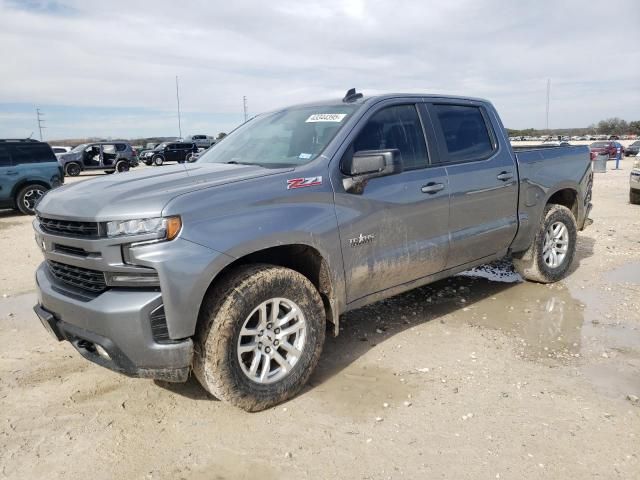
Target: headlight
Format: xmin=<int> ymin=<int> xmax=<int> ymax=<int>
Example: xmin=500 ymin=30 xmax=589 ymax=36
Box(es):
xmin=106 ymin=216 xmax=181 ymax=240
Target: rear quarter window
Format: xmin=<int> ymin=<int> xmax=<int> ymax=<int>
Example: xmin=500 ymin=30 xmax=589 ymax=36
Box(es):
xmin=431 ymin=104 xmax=496 ymax=163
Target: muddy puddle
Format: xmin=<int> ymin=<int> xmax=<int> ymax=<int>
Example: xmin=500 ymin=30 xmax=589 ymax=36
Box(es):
xmin=309 ymin=364 xmax=415 ymax=420
xmin=452 ymin=278 xmax=584 ymax=361
xmin=605 ymin=261 xmax=640 ymax=284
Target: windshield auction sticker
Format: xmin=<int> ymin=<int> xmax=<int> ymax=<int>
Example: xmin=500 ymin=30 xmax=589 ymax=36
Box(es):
xmin=306 ymin=113 xmax=347 ymax=123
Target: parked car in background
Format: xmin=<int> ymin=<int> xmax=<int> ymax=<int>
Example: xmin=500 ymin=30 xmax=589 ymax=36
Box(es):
xmin=624 ymin=140 xmax=640 ymax=157
xmin=142 ymin=142 xmax=198 ymax=166
xmin=0 ymin=139 xmax=63 ymax=214
xmin=630 ymin=158 xmax=640 ymax=204
xmin=137 ymin=142 xmax=159 ymax=160
xmin=589 ymin=141 xmax=625 ymax=160
xmin=608 ymin=135 xmax=620 ymax=140
xmin=32 ymin=91 xmax=593 ymax=411
xmin=50 ymin=146 xmax=72 ymax=158
xmin=185 ymin=135 xmax=216 ymax=149
xmin=57 ymin=142 xmax=137 ymax=176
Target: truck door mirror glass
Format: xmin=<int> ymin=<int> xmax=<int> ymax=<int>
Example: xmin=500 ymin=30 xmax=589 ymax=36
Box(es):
xmin=343 ymin=149 xmax=403 ymax=194
xmin=349 ymin=149 xmax=402 ymax=176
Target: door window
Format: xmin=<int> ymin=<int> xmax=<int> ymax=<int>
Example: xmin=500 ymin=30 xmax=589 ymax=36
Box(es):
xmin=0 ymin=146 xmax=11 ymax=166
xmin=432 ymin=105 xmax=496 ymax=163
xmin=7 ymin=144 xmax=55 ymax=164
xmin=350 ymin=105 xmax=428 ymax=170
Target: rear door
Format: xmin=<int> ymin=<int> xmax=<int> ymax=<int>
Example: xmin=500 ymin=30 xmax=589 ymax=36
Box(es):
xmin=426 ymin=102 xmax=518 ymax=268
xmin=334 ymin=101 xmax=450 ymax=303
xmin=0 ymin=145 xmax=14 ymax=204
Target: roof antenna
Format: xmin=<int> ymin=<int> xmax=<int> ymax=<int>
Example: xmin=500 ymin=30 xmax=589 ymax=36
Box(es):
xmin=343 ymin=88 xmax=363 ymax=103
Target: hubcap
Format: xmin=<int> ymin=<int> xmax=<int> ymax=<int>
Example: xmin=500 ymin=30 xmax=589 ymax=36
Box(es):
xmin=237 ymin=297 xmax=307 ymax=384
xmin=23 ymin=188 xmax=44 ymax=212
xmin=542 ymin=221 xmax=569 ymax=268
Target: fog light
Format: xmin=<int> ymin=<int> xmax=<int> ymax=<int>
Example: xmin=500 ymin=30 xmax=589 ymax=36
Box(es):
xmin=95 ymin=344 xmax=111 ymax=360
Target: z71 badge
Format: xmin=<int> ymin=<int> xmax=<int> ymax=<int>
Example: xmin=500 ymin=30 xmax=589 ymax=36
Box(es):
xmin=287 ymin=176 xmax=323 ymax=190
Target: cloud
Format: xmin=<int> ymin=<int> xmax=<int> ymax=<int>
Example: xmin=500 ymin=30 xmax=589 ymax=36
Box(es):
xmin=0 ymin=0 xmax=638 ymax=138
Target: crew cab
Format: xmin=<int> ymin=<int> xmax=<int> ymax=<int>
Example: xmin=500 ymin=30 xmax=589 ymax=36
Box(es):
xmin=32 ymin=90 xmax=593 ymax=411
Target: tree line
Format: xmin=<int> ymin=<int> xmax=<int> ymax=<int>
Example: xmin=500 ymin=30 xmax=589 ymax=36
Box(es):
xmin=507 ymin=118 xmax=640 ymax=137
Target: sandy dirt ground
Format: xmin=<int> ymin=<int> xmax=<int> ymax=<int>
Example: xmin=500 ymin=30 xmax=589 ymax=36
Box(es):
xmin=1 ymin=160 xmax=639 ymax=479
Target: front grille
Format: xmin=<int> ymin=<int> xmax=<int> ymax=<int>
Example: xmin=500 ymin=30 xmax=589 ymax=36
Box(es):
xmin=47 ymin=260 xmax=107 ymax=293
xmin=39 ymin=217 xmax=101 ymax=238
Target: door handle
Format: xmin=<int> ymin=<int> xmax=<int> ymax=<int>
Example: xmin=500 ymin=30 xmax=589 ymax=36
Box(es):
xmin=497 ymin=171 xmax=513 ymax=181
xmin=421 ymin=182 xmax=445 ymax=194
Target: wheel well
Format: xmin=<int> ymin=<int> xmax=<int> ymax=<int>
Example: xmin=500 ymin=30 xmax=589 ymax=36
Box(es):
xmin=202 ymin=244 xmax=337 ymax=334
xmin=547 ymin=188 xmax=578 ymax=217
xmin=11 ymin=180 xmax=50 ymax=202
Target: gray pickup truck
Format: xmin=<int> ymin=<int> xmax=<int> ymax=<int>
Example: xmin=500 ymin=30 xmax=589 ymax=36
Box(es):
xmin=32 ymin=90 xmax=593 ymax=411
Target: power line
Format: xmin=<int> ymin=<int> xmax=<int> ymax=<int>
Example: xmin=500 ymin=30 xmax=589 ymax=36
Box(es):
xmin=176 ymin=76 xmax=182 ymax=139
xmin=36 ymin=107 xmax=46 ymax=141
xmin=243 ymin=96 xmax=248 ymax=122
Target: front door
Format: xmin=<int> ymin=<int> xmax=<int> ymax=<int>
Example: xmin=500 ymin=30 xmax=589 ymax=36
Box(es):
xmin=427 ymin=102 xmax=518 ymax=268
xmin=334 ymin=102 xmax=450 ymax=304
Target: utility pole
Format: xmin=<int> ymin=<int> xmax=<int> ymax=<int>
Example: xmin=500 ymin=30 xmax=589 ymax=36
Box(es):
xmin=36 ymin=108 xmax=46 ymax=141
xmin=243 ymin=96 xmax=248 ymax=122
xmin=176 ymin=76 xmax=182 ymax=139
xmin=545 ymin=79 xmax=551 ymax=131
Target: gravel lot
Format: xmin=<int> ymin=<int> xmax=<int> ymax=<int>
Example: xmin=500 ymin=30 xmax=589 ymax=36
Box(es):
xmin=1 ymin=159 xmax=639 ymax=479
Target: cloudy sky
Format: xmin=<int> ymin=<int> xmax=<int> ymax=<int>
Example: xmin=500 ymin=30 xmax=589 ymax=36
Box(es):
xmin=0 ymin=0 xmax=638 ymax=140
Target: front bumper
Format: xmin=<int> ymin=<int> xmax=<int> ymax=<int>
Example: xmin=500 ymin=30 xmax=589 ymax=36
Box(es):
xmin=35 ymin=264 xmax=193 ymax=381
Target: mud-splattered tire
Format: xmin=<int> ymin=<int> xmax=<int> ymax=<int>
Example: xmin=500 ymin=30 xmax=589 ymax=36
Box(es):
xmin=513 ymin=204 xmax=577 ymax=283
xmin=630 ymin=189 xmax=640 ymax=205
xmin=193 ymin=264 xmax=326 ymax=412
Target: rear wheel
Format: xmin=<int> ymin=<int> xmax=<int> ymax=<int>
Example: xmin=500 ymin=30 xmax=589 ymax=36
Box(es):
xmin=16 ymin=184 xmax=48 ymax=215
xmin=153 ymin=155 xmax=163 ymax=166
xmin=513 ymin=204 xmax=577 ymax=283
xmin=631 ymin=189 xmax=640 ymax=205
xmin=64 ymin=162 xmax=81 ymax=176
xmin=115 ymin=160 xmax=129 ymax=173
xmin=193 ymin=264 xmax=326 ymax=412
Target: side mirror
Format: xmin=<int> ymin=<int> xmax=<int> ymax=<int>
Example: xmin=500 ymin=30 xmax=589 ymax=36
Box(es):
xmin=347 ymin=149 xmax=403 ymax=175
xmin=342 ymin=149 xmax=403 ymax=194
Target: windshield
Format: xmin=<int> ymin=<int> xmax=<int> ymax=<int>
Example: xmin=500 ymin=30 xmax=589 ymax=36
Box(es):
xmin=154 ymin=142 xmax=169 ymax=150
xmin=197 ymin=104 xmax=358 ymax=168
xmin=70 ymin=143 xmax=88 ymax=153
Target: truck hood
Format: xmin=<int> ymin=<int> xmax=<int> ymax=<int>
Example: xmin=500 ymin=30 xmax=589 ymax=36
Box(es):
xmin=36 ymin=163 xmax=289 ymax=221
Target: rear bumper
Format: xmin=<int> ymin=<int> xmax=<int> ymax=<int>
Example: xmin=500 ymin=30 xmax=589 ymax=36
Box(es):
xmin=35 ymin=264 xmax=192 ymax=382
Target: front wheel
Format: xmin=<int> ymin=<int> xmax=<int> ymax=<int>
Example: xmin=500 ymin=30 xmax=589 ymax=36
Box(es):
xmin=193 ymin=264 xmax=326 ymax=412
xmin=513 ymin=204 xmax=577 ymax=283
xmin=153 ymin=155 xmax=164 ymax=166
xmin=16 ymin=184 xmax=48 ymax=215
